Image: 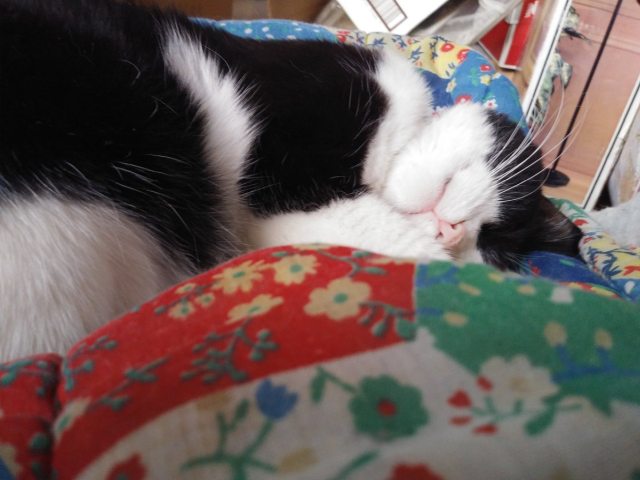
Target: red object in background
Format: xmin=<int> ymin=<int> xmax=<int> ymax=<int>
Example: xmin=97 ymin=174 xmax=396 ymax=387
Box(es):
xmin=479 ymin=0 xmax=539 ymax=69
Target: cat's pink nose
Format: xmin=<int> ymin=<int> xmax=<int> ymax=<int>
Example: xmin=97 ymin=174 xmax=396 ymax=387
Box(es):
xmin=436 ymin=218 xmax=466 ymax=247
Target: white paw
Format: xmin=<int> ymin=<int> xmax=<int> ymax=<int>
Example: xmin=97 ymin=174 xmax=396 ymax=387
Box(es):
xmin=249 ymin=193 xmax=452 ymax=261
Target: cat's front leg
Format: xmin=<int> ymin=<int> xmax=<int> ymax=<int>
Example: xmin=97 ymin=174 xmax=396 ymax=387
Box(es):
xmin=246 ymin=193 xmax=451 ymax=260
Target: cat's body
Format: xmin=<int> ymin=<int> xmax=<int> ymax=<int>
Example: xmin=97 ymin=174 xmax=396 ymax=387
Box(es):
xmin=0 ymin=0 xmax=580 ymax=361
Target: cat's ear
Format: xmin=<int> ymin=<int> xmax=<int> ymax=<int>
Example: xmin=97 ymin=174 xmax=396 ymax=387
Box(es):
xmin=531 ymin=196 xmax=582 ymax=257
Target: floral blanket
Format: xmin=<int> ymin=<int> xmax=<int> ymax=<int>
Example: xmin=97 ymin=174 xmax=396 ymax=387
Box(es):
xmin=1 ymin=238 xmax=639 ymax=479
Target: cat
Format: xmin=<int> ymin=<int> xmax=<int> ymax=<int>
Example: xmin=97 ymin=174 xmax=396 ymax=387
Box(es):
xmin=0 ymin=0 xmax=581 ymax=361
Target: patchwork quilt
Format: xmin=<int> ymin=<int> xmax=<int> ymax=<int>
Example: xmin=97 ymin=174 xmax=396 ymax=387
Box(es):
xmin=1 ymin=236 xmax=639 ymax=479
xmin=1 ymin=21 xmax=639 ymax=480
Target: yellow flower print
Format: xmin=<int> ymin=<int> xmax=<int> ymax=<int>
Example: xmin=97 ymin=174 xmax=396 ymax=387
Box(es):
xmin=175 ymin=282 xmax=197 ymax=294
xmin=272 ymin=254 xmax=319 ymax=286
xmin=227 ymin=294 xmax=284 ymax=323
xmin=369 ymin=256 xmax=414 ymax=266
xmin=213 ymin=260 xmax=265 ymax=295
xmin=446 ymin=78 xmax=457 ymax=93
xmin=304 ymin=277 xmax=371 ymax=321
xmin=278 ymin=448 xmax=318 ymax=474
xmin=195 ymin=391 xmax=232 ymax=412
xmin=294 ymin=243 xmax=332 ymax=251
xmin=169 ymin=300 xmax=195 ymax=320
xmin=0 ymin=443 xmax=20 ymax=477
xmin=480 ymin=74 xmax=491 ymax=85
xmin=479 ymin=356 xmax=558 ymax=410
xmin=517 ymin=284 xmax=536 ymax=295
xmin=444 ymin=311 xmax=468 ymax=326
xmin=195 ymin=293 xmax=215 ymax=307
xmin=53 ymin=397 xmax=91 ymax=441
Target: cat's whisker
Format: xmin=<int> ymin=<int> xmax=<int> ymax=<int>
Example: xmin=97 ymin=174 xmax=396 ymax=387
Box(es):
xmin=116 ymin=162 xmax=173 ymax=177
xmin=64 ymin=161 xmax=93 ymax=188
xmin=202 ymin=44 xmax=232 ymax=72
xmin=118 ymin=59 xmax=141 ymax=84
xmin=113 ymin=165 xmax=155 ymax=184
xmin=497 ymin=109 xmax=588 ymax=203
xmin=150 ymin=95 xmax=179 ymax=117
xmin=491 ymin=89 xmax=567 ymax=181
xmin=485 ymin=105 xmax=533 ymax=170
xmin=487 ymin=101 xmax=548 ymax=172
xmin=491 ymin=81 xmax=568 ymax=177
xmin=491 ymin=108 xmax=563 ymax=184
xmin=144 ymin=153 xmax=190 ymax=165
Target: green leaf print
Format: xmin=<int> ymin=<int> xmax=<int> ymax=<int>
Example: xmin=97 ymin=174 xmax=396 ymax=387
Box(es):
xmin=414 ymin=261 xmax=640 ymax=433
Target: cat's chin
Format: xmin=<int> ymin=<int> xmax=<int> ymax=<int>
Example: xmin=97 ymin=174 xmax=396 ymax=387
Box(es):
xmin=246 ymin=193 xmax=454 ymax=261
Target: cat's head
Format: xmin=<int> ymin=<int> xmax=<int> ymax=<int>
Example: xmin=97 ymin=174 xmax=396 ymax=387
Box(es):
xmin=380 ymin=103 xmax=582 ymax=270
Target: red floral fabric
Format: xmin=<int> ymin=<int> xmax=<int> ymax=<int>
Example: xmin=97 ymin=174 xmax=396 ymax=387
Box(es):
xmin=0 ymin=355 xmax=59 ymax=479
xmin=1 ymin=244 xmax=638 ymax=479
xmin=52 ymin=246 xmax=414 ymax=477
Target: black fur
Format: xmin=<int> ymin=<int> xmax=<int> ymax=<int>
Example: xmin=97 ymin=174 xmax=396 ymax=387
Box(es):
xmin=1 ymin=0 xmax=223 ymax=269
xmin=0 ymin=0 xmax=387 ymax=270
xmin=478 ymin=112 xmax=582 ymax=269
xmin=0 ymin=0 xmax=580 ymax=275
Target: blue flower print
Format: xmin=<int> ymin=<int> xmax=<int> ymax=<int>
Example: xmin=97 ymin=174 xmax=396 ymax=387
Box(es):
xmin=256 ymin=379 xmax=298 ymax=420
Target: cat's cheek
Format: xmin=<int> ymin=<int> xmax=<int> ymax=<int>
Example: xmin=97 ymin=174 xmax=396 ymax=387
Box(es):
xmin=382 ymin=155 xmax=447 ymax=214
xmin=457 ymin=247 xmax=485 ymax=264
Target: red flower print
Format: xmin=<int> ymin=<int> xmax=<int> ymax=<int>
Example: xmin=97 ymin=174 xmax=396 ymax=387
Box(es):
xmin=450 ymin=416 xmax=472 ymax=425
xmin=455 ymin=94 xmax=472 ymax=104
xmin=480 ymin=64 xmax=493 ymax=72
xmin=378 ymin=398 xmax=397 ymax=416
xmin=336 ymin=30 xmax=352 ymax=42
xmin=441 ymin=42 xmax=454 ymax=52
xmin=574 ymin=219 xmax=588 ymax=226
xmin=623 ymin=265 xmax=640 ymax=275
xmin=389 ymin=464 xmax=445 ymax=480
xmin=457 ymin=48 xmax=470 ymax=62
xmin=447 ymin=390 xmax=472 ymax=408
xmin=106 ymin=454 xmax=146 ymax=480
xmin=473 ymin=423 xmax=498 ymax=435
xmin=476 ymin=376 xmax=493 ymax=391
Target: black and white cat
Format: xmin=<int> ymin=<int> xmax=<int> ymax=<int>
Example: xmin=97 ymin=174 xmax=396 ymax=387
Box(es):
xmin=0 ymin=0 xmax=580 ymax=360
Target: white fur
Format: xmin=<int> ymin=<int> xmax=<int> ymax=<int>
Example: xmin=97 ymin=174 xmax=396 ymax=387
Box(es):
xmin=369 ymin=98 xmax=499 ymax=262
xmin=252 ymin=101 xmax=500 ymax=265
xmin=363 ymin=50 xmax=433 ymax=191
xmin=0 ymin=198 xmax=185 ymax=361
xmin=247 ymin=193 xmax=450 ymax=260
xmin=163 ymin=31 xmax=257 ymax=242
xmin=382 ymin=103 xmax=499 ymax=238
